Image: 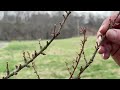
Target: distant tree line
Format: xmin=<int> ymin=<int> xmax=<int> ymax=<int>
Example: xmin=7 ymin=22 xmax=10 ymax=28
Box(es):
xmin=0 ymin=11 xmax=106 ymax=41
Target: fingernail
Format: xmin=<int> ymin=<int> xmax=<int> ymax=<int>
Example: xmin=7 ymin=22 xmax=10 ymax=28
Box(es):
xmin=98 ymin=36 xmax=102 ymax=41
xmin=102 ymin=53 xmax=106 ymax=59
xmin=99 ymin=25 xmax=106 ymax=34
xmin=102 ymin=53 xmax=109 ymax=60
xmin=99 ymin=26 xmax=104 ymax=32
xmin=97 ymin=36 xmax=102 ymax=45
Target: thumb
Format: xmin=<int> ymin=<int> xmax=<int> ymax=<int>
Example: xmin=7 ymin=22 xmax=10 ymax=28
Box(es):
xmin=106 ymin=29 xmax=120 ymax=44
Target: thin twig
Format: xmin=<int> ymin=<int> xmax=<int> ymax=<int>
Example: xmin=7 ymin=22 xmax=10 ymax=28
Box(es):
xmin=23 ymin=51 xmax=30 ymax=68
xmin=27 ymin=51 xmax=31 ymax=59
xmin=69 ymin=27 xmax=87 ymax=79
xmin=3 ymin=11 xmax=71 ymax=79
xmin=32 ymin=62 xmax=40 ymax=79
xmin=39 ymin=39 xmax=43 ymax=50
xmin=6 ymin=62 xmax=9 ymax=76
xmin=83 ymin=51 xmax=87 ymax=64
xmin=23 ymin=51 xmax=27 ymax=63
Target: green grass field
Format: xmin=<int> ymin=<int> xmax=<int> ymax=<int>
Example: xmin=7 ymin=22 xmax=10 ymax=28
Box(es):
xmin=0 ymin=36 xmax=120 ymax=79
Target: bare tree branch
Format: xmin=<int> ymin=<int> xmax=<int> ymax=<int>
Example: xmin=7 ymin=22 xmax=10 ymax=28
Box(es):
xmin=69 ymin=27 xmax=87 ymax=79
xmin=3 ymin=11 xmax=71 ymax=79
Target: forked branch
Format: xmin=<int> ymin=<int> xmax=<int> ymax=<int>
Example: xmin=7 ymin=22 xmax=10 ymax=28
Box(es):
xmin=68 ymin=27 xmax=87 ymax=79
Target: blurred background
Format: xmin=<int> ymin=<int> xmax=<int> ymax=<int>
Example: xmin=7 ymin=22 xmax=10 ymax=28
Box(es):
xmin=0 ymin=11 xmax=112 ymax=41
xmin=1 ymin=11 xmax=119 ymax=79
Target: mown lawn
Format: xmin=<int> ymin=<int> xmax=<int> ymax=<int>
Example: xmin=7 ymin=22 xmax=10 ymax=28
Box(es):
xmin=0 ymin=36 xmax=120 ymax=79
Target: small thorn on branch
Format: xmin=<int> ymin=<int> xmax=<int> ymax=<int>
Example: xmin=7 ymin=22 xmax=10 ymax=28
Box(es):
xmin=34 ymin=50 xmax=37 ymax=56
xmin=72 ymin=65 xmax=75 ymax=69
xmin=19 ymin=64 xmax=22 ymax=69
xmin=46 ymin=41 xmax=49 ymax=45
xmin=32 ymin=54 xmax=34 ymax=58
xmin=27 ymin=51 xmax=31 ymax=59
xmin=76 ymin=59 xmax=78 ymax=63
xmin=63 ymin=15 xmax=66 ymax=19
xmin=80 ymin=40 xmax=84 ymax=44
xmin=95 ymin=46 xmax=97 ymax=49
xmin=83 ymin=51 xmax=87 ymax=64
xmin=80 ymin=66 xmax=83 ymax=72
xmin=80 ymin=44 xmax=83 ymax=47
xmin=23 ymin=51 xmax=25 ymax=55
xmin=15 ymin=65 xmax=18 ymax=69
xmin=23 ymin=57 xmax=27 ymax=64
xmin=39 ymin=39 xmax=43 ymax=50
xmin=41 ymin=52 xmax=46 ymax=55
xmin=23 ymin=51 xmax=27 ymax=63
xmin=81 ymin=40 xmax=84 ymax=44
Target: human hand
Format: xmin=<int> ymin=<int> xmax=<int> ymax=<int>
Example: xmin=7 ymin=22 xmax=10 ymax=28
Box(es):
xmin=97 ymin=11 xmax=120 ymax=66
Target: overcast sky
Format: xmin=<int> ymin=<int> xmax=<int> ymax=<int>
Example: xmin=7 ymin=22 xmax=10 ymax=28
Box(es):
xmin=41 ymin=11 xmax=113 ymax=17
xmin=74 ymin=11 xmax=112 ymax=16
xmin=0 ymin=11 xmax=113 ymax=19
